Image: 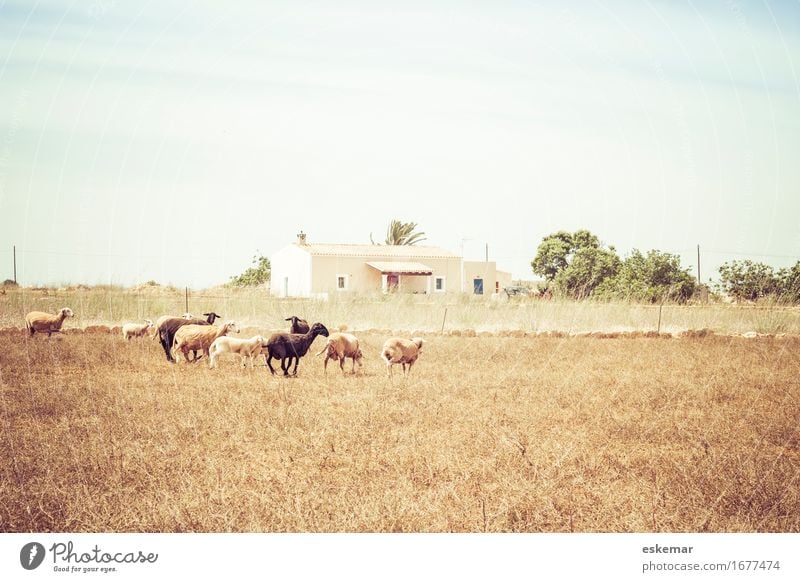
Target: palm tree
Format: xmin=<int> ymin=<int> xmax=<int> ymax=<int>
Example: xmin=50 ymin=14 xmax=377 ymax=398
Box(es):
xmin=382 ymin=220 xmax=427 ymax=245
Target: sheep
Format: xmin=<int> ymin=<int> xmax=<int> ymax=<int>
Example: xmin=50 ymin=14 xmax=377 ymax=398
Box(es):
xmin=122 ymin=319 xmax=153 ymax=340
xmin=154 ymin=311 xmax=223 ymax=362
xmin=172 ymin=320 xmax=239 ymax=364
xmin=25 ymin=308 xmax=74 ymax=337
xmin=381 ymin=337 xmax=424 ymax=377
xmin=263 ymin=322 xmax=329 ymax=376
xmin=315 ymin=332 xmax=363 ymax=375
xmin=285 ymin=315 xmax=310 ymax=334
xmin=209 ymin=335 xmax=266 ymax=369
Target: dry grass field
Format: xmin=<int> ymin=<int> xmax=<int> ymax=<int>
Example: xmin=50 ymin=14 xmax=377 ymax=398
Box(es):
xmin=1 ymin=324 xmax=798 ymax=532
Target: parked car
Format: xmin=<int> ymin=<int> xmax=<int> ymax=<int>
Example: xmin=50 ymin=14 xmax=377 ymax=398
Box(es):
xmin=504 ymin=285 xmax=533 ymax=297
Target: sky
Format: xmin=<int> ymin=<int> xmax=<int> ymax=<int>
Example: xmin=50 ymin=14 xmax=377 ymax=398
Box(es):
xmin=0 ymin=0 xmax=798 ymax=288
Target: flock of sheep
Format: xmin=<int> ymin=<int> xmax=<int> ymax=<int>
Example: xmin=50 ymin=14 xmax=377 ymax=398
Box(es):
xmin=24 ymin=307 xmax=425 ymax=378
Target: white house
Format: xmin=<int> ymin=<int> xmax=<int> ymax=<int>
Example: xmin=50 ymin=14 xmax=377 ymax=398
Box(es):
xmin=270 ymin=232 xmax=511 ymax=298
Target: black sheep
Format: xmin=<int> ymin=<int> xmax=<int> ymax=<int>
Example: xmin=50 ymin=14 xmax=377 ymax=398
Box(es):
xmin=264 ymin=322 xmax=329 ymax=376
xmin=285 ymin=315 xmax=310 ymax=334
xmin=156 ymin=311 xmax=221 ymax=362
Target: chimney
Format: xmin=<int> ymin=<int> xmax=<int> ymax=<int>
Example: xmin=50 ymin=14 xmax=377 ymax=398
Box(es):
xmin=297 ymin=230 xmax=308 ymax=245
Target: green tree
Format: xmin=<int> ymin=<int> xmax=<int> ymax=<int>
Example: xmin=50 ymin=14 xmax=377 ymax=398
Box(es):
xmin=596 ymin=249 xmax=696 ymax=303
xmin=530 ymin=230 xmax=576 ymax=280
xmin=229 ymin=253 xmax=271 ymax=287
xmin=378 ymin=220 xmax=427 ymax=245
xmin=554 ymin=245 xmax=621 ymax=299
xmin=531 ymin=229 xmax=618 ymax=297
xmin=717 ymin=260 xmax=779 ymax=301
xmin=778 ymin=261 xmax=800 ymax=303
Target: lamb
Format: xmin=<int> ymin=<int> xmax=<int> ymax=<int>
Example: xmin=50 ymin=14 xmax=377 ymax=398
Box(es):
xmin=122 ymin=319 xmax=153 ymax=340
xmin=172 ymin=320 xmax=239 ymax=363
xmin=154 ymin=311 xmax=223 ymax=362
xmin=381 ymin=337 xmax=424 ymax=377
xmin=263 ymin=322 xmax=329 ymax=376
xmin=315 ymin=332 xmax=363 ymax=375
xmin=209 ymin=335 xmax=266 ymax=369
xmin=285 ymin=315 xmax=310 ymax=334
xmin=25 ymin=308 xmax=74 ymax=337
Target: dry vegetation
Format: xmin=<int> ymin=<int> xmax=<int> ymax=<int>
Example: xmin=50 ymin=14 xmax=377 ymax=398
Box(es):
xmin=1 ymin=326 xmax=798 ymax=532
xmin=3 ymin=285 xmax=800 ymax=335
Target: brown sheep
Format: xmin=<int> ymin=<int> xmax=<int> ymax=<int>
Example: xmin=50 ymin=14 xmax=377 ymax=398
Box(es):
xmin=25 ymin=308 xmax=74 ymax=337
xmin=315 ymin=332 xmax=363 ymax=375
xmin=172 ymin=321 xmax=239 ymax=363
xmin=381 ymin=337 xmax=424 ymax=377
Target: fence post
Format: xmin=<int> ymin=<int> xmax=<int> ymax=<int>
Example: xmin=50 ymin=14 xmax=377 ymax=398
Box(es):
xmin=441 ymin=307 xmax=448 ymax=334
xmin=185 ymin=287 xmax=189 ymax=314
xmin=657 ymin=303 xmax=663 ymax=334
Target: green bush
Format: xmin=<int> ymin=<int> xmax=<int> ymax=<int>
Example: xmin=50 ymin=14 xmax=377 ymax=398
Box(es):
xmin=596 ymin=249 xmax=696 ymax=303
xmin=229 ymin=254 xmax=271 ymax=287
xmin=717 ymin=260 xmax=779 ymax=302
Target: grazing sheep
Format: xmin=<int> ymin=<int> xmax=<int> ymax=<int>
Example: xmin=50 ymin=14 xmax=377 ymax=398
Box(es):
xmin=315 ymin=332 xmax=363 ymax=375
xmin=25 ymin=308 xmax=74 ymax=337
xmin=381 ymin=337 xmax=424 ymax=377
xmin=154 ymin=311 xmax=223 ymax=362
xmin=264 ymin=322 xmax=329 ymax=376
xmin=209 ymin=335 xmax=266 ymax=369
xmin=122 ymin=319 xmax=153 ymax=340
xmin=172 ymin=321 xmax=239 ymax=363
xmin=285 ymin=315 xmax=310 ymax=334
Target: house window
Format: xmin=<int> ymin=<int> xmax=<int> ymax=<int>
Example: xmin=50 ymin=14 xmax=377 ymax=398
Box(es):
xmin=434 ymin=276 xmax=445 ymax=292
xmin=336 ymin=274 xmax=349 ymax=291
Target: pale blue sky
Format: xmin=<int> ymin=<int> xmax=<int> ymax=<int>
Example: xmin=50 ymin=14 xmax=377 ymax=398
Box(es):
xmin=1 ymin=0 xmax=798 ymax=287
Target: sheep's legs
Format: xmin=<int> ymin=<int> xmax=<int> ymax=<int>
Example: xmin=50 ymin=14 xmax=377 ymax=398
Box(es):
xmin=159 ymin=331 xmax=176 ymax=363
xmin=265 ymin=355 xmax=277 ymax=375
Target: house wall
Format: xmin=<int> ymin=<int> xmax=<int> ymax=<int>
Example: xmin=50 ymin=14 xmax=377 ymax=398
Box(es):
xmin=496 ymin=270 xmax=513 ymax=293
xmin=311 ymin=255 xmax=462 ymax=294
xmin=463 ymin=261 xmax=497 ymax=294
xmin=269 ymin=245 xmax=312 ymax=297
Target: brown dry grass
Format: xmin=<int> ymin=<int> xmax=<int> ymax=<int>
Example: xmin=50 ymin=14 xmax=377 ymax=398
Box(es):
xmin=1 ymin=330 xmax=798 ymax=532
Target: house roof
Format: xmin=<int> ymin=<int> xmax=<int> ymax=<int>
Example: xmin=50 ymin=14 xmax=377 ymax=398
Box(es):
xmin=366 ymin=261 xmax=434 ymax=275
xmin=292 ymin=243 xmax=460 ymax=259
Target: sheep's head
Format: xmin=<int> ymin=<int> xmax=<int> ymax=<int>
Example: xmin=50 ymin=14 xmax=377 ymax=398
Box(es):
xmin=61 ymin=308 xmax=74 ymax=318
xmin=412 ymin=337 xmax=424 ymax=351
xmin=310 ymin=322 xmax=329 ymax=337
xmin=286 ymin=315 xmax=310 ymax=333
xmin=144 ymin=319 xmax=153 ymax=327
xmin=354 ymin=348 xmax=364 ymax=367
xmin=223 ymin=321 xmax=240 ymax=334
xmin=253 ymin=335 xmax=265 ymax=344
xmin=204 ymin=312 xmax=222 ymax=323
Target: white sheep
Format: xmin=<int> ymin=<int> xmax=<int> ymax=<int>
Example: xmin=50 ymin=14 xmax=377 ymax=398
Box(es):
xmin=381 ymin=337 xmax=424 ymax=377
xmin=25 ymin=308 xmax=74 ymax=337
xmin=208 ymin=335 xmax=266 ymax=369
xmin=315 ymin=332 xmax=363 ymax=375
xmin=122 ymin=319 xmax=153 ymax=340
xmin=172 ymin=321 xmax=239 ymax=363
